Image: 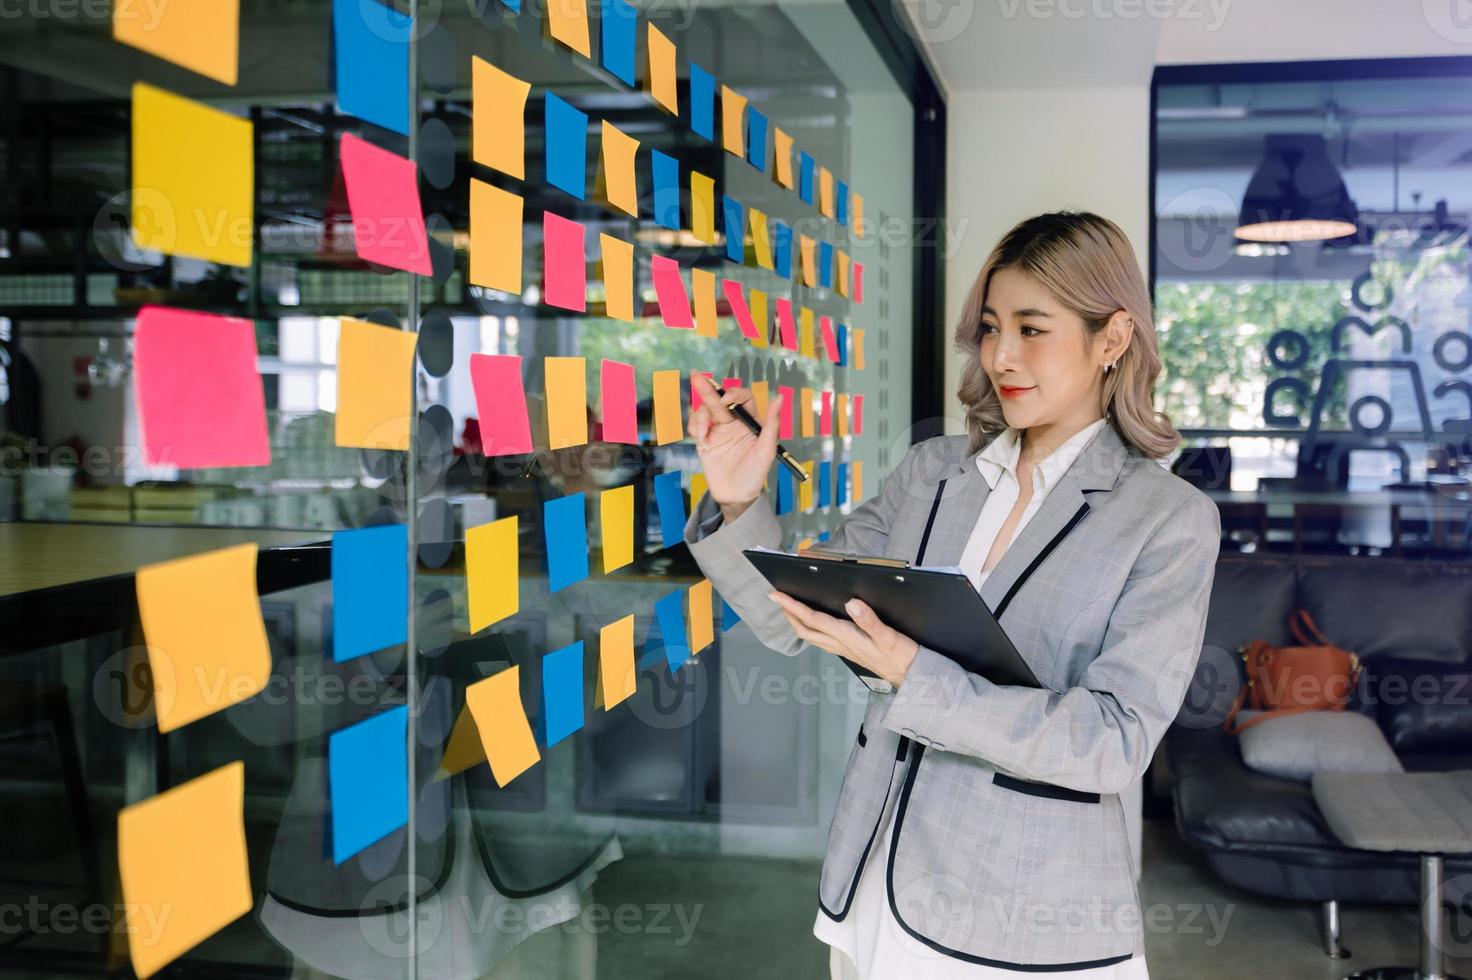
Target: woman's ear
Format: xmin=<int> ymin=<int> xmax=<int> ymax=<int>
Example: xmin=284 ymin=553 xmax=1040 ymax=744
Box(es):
xmin=1104 ymin=309 xmax=1134 ymax=364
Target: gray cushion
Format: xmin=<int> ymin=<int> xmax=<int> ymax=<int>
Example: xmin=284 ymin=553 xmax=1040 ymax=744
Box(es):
xmin=1238 ymin=710 xmax=1404 ymax=783
xmin=1312 ymin=771 xmax=1472 ymax=853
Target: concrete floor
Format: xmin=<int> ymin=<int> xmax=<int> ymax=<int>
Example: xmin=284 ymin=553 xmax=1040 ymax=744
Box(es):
xmin=592 ymin=818 xmax=1472 ymax=980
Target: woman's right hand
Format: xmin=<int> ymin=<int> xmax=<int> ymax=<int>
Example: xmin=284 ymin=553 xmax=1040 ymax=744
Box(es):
xmin=687 ymin=373 xmax=785 ymax=516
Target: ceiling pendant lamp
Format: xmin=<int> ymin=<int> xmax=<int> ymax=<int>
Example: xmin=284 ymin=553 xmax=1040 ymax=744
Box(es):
xmin=1235 ymin=133 xmax=1359 ymax=243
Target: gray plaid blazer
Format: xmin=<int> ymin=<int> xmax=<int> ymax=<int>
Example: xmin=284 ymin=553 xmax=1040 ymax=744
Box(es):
xmin=682 ymin=422 xmax=1221 ymax=970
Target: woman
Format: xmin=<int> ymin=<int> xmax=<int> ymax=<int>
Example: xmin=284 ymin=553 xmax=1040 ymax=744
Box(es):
xmin=682 ymin=211 xmax=1220 ymax=978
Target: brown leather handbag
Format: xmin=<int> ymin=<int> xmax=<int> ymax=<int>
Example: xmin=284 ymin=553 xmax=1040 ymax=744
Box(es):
xmin=1222 ymin=610 xmax=1363 ymax=736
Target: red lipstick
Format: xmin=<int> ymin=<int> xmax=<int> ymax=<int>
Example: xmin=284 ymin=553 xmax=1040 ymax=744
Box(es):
xmin=998 ymin=385 xmax=1035 ymax=399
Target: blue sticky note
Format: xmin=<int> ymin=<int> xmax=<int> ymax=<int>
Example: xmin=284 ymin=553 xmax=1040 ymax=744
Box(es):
xmin=544 ymin=492 xmax=589 ymax=591
xmin=723 ymin=196 xmax=745 ymax=264
xmin=331 ymin=524 xmax=408 ymax=662
xmin=721 ymin=598 xmax=740 ymax=632
xmin=600 ymin=0 xmax=636 ymax=86
xmin=653 ymin=589 xmax=691 ymax=671
xmin=837 ymin=462 xmax=849 ymax=507
xmin=836 ymin=180 xmax=849 ymax=226
xmin=819 ymin=241 xmax=834 ymax=288
xmin=818 ymin=530 xmax=831 ymax=543
xmin=837 ymin=322 xmax=849 ymax=366
xmin=746 ymin=108 xmax=768 ymax=172
xmin=328 ymin=705 xmax=408 ymax=864
xmin=653 ymin=470 xmax=686 ymax=548
xmin=773 ymin=220 xmax=792 ymax=279
xmin=652 ymin=150 xmax=680 ymax=230
xmin=819 ymin=460 xmax=832 ymax=507
xmin=777 ymin=465 xmax=794 ymax=515
xmin=542 ymin=641 xmax=585 ymax=748
xmin=499 ymin=0 xmax=520 ymax=9
xmin=690 ymin=63 xmax=715 ymax=140
xmin=545 ymin=94 xmax=588 ymax=201
xmin=333 ymin=0 xmax=410 ymax=136
xmin=799 ymin=152 xmax=815 ymax=204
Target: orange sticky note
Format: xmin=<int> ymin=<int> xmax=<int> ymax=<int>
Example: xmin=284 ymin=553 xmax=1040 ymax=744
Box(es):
xmin=465 ymin=668 xmax=540 ymax=787
xmin=690 ymin=171 xmax=716 ymax=243
xmin=600 ymin=233 xmax=634 ymax=322
xmin=692 ymin=268 xmax=718 ymax=338
xmin=688 ymin=579 xmax=713 ymax=655
xmin=472 ymin=57 xmax=529 ymax=179
xmin=854 ymin=460 xmax=864 ymax=500
xmin=799 ymin=460 xmax=815 ymax=509
xmin=800 ymin=387 xmax=815 ymax=437
xmin=115 ymin=0 xmax=238 ymax=85
xmin=799 ymin=235 xmax=817 ymax=287
xmin=599 ymin=121 xmax=639 ymax=218
xmin=467 ymin=515 xmax=518 ymax=632
xmin=773 ymin=128 xmax=794 ymax=189
xmin=335 ymin=316 xmax=419 ymax=451
xmin=752 ymin=381 xmax=769 ymax=419
xmin=547 ymin=0 xmax=591 ymax=57
xmin=691 ymin=472 xmax=708 ymax=511
xmin=837 ymin=249 xmax=850 ymax=297
xmin=653 ymin=369 xmax=683 ymax=445
xmin=136 ymin=544 xmax=269 ymax=734
xmin=118 ymin=762 xmax=252 ymax=979
xmin=645 ymin=24 xmax=678 ymax=114
xmin=132 ymin=82 xmax=253 ymax=268
xmin=750 ymin=289 xmax=769 ymax=348
xmin=720 ymin=85 xmax=746 ymax=157
xmin=599 ymin=614 xmax=637 ymax=710
xmin=436 ymin=706 xmax=486 ymax=779
xmin=837 ymin=392 xmax=849 ymax=437
xmin=852 ymin=193 xmax=864 ymax=236
xmin=601 ymin=485 xmax=634 ymax=572
xmin=469 ymin=180 xmax=523 ymax=293
xmin=819 ymin=166 xmax=835 ymax=218
xmin=751 ymin=209 xmax=773 ymax=270
xmin=800 ymin=307 xmax=816 ymax=358
xmin=854 ymin=328 xmax=866 ymax=370
xmin=546 ymin=356 xmax=588 ymax=450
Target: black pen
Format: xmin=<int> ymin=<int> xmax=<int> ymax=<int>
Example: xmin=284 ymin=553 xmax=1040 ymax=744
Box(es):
xmin=712 ymin=382 xmax=811 ymax=483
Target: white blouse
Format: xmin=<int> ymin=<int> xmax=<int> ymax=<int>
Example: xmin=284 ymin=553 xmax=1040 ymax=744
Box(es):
xmin=813 ymin=416 xmax=1151 ymax=980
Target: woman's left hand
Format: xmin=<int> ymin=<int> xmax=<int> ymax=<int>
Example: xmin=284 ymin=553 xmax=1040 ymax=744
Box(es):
xmin=768 ymin=591 xmax=920 ymax=687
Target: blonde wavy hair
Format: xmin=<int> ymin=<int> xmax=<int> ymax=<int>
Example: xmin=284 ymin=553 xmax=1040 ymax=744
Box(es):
xmin=955 ymin=211 xmax=1180 ymax=459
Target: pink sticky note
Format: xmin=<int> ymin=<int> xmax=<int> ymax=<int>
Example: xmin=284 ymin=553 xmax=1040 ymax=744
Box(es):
xmin=777 ymin=385 xmax=795 ymax=439
xmin=721 ymin=279 xmax=760 ymax=340
xmin=722 ymin=376 xmax=741 ymax=392
xmin=853 ymin=262 xmax=865 ymax=303
xmin=819 ymin=390 xmax=833 ymax=436
xmin=339 ymin=133 xmax=432 ymax=275
xmin=134 ymin=305 xmax=270 ymax=469
xmin=690 ymin=370 xmax=715 ymax=414
xmin=775 ymin=298 xmax=797 ymax=350
xmin=600 ymin=359 xmax=637 ymax=444
xmin=470 ymin=354 xmax=534 ymax=455
xmin=853 ymin=394 xmax=865 ymax=435
xmin=651 ymin=255 xmax=693 ymax=328
xmin=543 ymin=212 xmax=587 ymax=312
xmin=819 ymin=315 xmax=839 ymax=362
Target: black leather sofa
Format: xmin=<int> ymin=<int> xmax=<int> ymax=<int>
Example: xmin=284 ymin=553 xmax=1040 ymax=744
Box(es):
xmin=1164 ymin=554 xmax=1472 ymax=947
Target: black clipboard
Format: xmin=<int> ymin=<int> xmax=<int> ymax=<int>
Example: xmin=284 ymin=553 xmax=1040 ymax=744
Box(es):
xmin=743 ymin=546 xmax=1042 ymax=689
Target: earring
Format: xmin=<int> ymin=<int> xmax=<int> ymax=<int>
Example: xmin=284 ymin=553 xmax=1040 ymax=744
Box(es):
xmin=1104 ymin=361 xmax=1116 ymax=373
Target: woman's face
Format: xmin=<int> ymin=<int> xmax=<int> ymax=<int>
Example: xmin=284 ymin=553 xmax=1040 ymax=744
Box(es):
xmin=978 ymin=266 xmax=1113 ymax=432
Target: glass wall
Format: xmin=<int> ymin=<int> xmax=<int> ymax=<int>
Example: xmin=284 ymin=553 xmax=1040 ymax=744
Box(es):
xmin=0 ymin=1 xmax=925 ymax=977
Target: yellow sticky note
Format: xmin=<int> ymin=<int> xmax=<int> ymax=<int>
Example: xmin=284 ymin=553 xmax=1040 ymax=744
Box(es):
xmin=798 ymin=460 xmax=815 ymax=510
xmin=132 ymin=83 xmax=252 ymax=268
xmin=601 ymin=485 xmax=633 ymax=573
xmin=335 ymin=316 xmax=419 ymax=451
xmin=853 ymin=460 xmax=864 ymax=500
xmin=470 ymin=180 xmax=523 ymax=294
xmin=436 ymin=706 xmax=486 ymax=779
xmin=800 ymin=307 xmax=815 ymax=358
xmin=693 ymin=268 xmax=718 ymax=338
xmin=465 ymin=668 xmax=540 ymax=787
xmin=600 ymin=234 xmax=634 ymax=322
xmin=600 ymin=121 xmax=639 ymax=218
xmin=837 ymin=249 xmax=850 ymax=297
xmin=688 ymin=579 xmax=713 ymax=655
xmin=467 ymin=515 xmax=518 ymax=632
xmin=721 ymin=85 xmax=746 ymax=157
xmin=852 ymin=193 xmax=864 ymax=237
xmin=854 ymin=328 xmax=866 ymax=370
xmin=546 ymin=356 xmax=588 ymax=450
xmin=690 ymin=171 xmax=715 ymax=243
xmin=115 ymin=0 xmax=238 ymax=85
xmin=646 ymin=24 xmax=678 ymax=114
xmin=800 ymin=388 xmax=815 ymax=438
xmin=118 ymin=762 xmax=252 ymax=979
xmin=472 ymin=57 xmax=529 ymax=179
xmin=773 ymin=128 xmax=794 ymax=189
xmin=653 ymin=370 xmax=683 ymax=445
xmin=799 ymin=235 xmax=817 ymax=287
xmin=751 ymin=209 xmax=773 ymax=270
xmin=752 ymin=381 xmax=769 ymax=419
xmin=599 ymin=614 xmax=636 ymax=710
xmin=837 ymin=393 xmax=849 ymax=437
xmin=750 ymin=289 xmax=769 ymax=349
xmin=691 ymin=472 xmax=708 ymax=511
xmin=547 ymin=0 xmax=591 ymax=57
xmin=136 ymin=544 xmax=269 ymax=734
xmin=819 ymin=166 xmax=835 ymax=218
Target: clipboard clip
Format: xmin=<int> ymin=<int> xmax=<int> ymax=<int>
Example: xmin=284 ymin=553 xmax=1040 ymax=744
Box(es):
xmin=797 ymin=547 xmax=911 ymax=569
